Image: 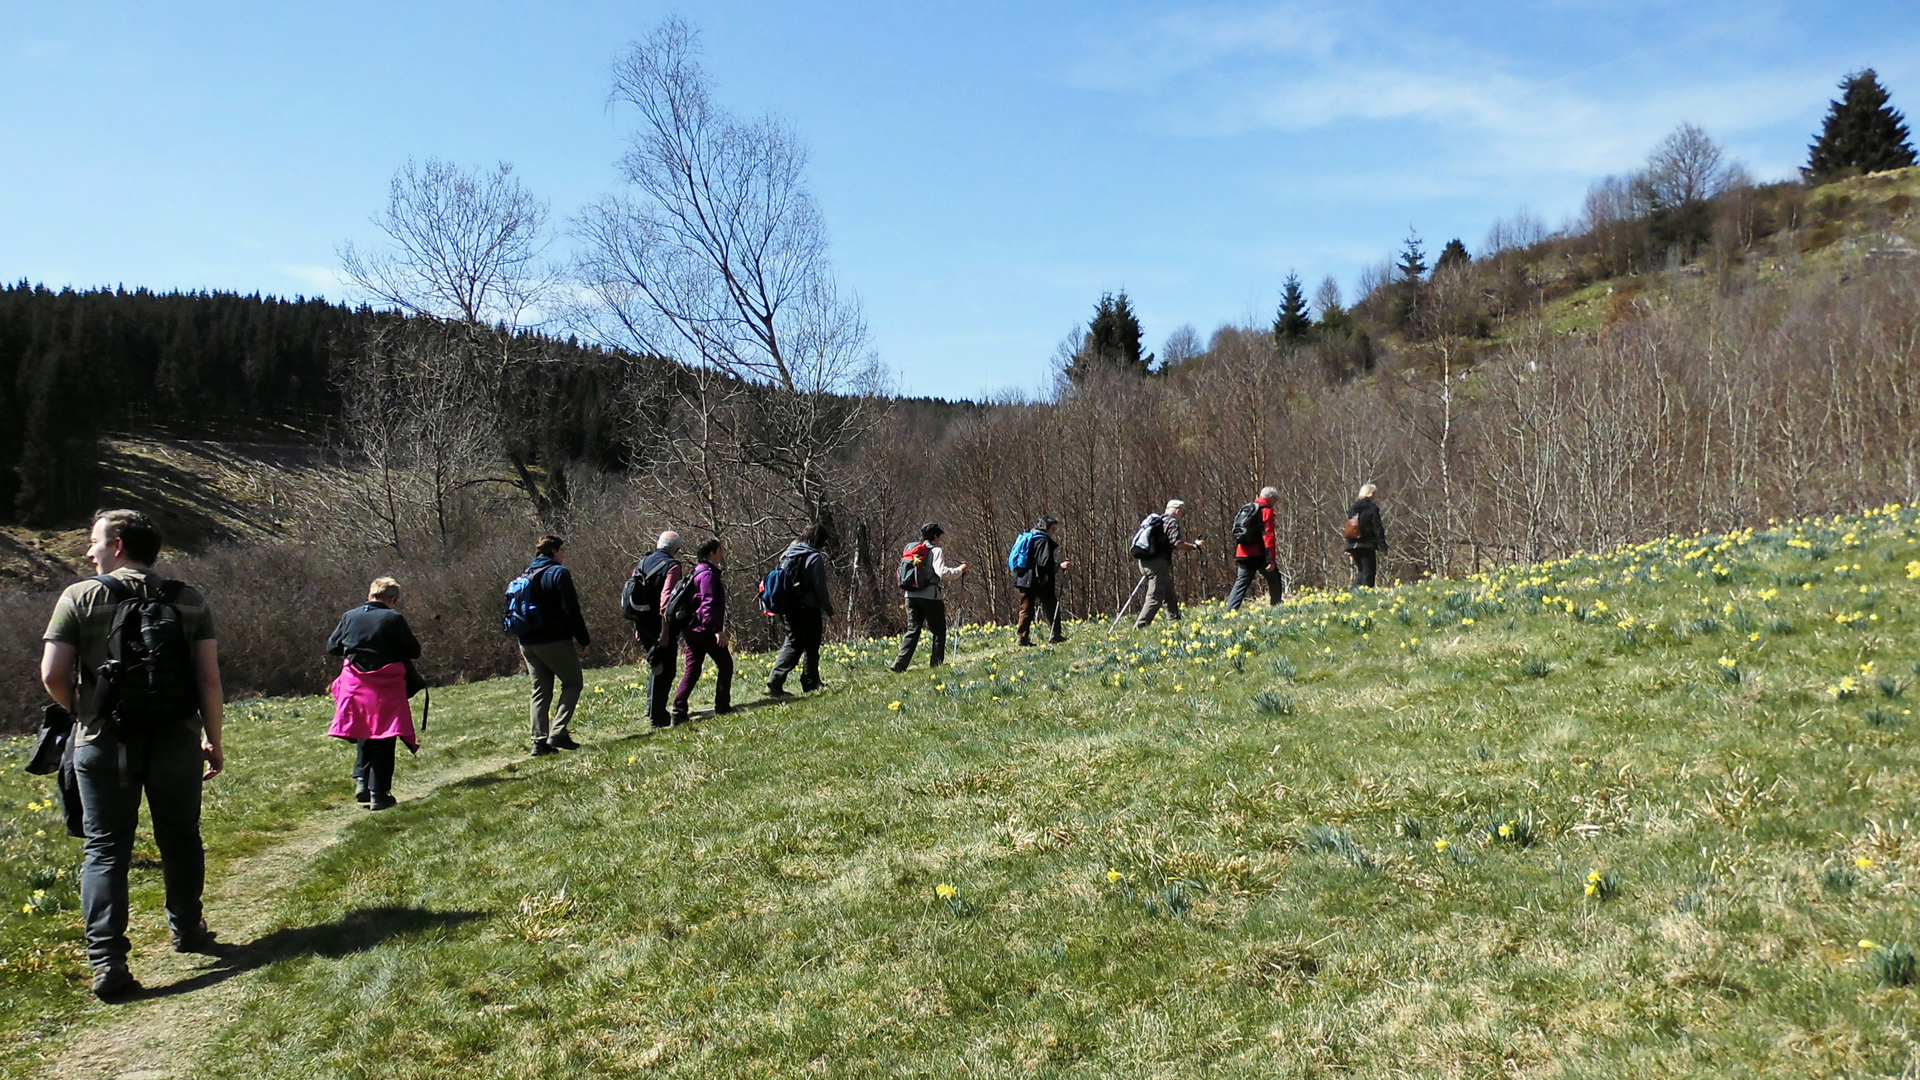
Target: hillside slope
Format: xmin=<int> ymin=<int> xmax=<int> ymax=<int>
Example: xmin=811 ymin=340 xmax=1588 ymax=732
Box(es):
xmin=6 ymin=507 xmax=1920 ymax=1077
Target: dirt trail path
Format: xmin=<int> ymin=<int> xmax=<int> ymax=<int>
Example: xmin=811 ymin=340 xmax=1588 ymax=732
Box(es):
xmin=34 ymin=741 xmax=543 ymax=1080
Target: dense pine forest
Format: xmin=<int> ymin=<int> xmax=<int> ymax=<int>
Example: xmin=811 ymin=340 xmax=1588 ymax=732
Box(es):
xmin=0 ymin=284 xmax=629 ymax=526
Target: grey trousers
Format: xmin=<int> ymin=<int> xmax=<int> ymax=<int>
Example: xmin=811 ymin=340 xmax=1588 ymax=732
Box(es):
xmin=892 ymin=597 xmax=947 ymax=670
xmin=521 ymin=640 xmax=583 ymax=743
xmin=1134 ymin=557 xmax=1180 ymax=627
xmin=74 ymin=725 xmax=205 ymax=968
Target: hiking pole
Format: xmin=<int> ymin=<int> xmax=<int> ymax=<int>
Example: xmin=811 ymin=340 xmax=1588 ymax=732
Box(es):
xmin=1111 ymin=573 xmax=1149 ymax=631
xmin=950 ymin=571 xmax=966 ymax=656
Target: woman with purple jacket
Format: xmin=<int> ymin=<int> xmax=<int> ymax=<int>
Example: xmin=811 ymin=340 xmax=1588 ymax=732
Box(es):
xmin=669 ymin=537 xmax=733 ymax=724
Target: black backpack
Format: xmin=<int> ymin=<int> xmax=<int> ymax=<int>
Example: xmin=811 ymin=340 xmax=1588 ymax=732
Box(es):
xmin=1129 ymin=514 xmax=1171 ymax=560
xmin=94 ymin=576 xmax=200 ymax=732
xmin=621 ymin=552 xmax=678 ymax=623
xmin=1232 ymin=502 xmax=1265 ymax=547
xmin=662 ymin=568 xmax=702 ymax=634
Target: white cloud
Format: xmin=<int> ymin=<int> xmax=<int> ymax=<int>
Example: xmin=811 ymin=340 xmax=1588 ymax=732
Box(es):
xmin=1064 ymin=3 xmax=1854 ymax=183
xmin=269 ymin=262 xmax=347 ymax=296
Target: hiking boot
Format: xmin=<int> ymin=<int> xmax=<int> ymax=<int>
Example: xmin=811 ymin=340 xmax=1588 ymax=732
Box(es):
xmin=649 ymin=715 xmax=672 ymax=728
xmin=802 ymin=681 xmax=827 ymax=693
xmin=368 ymin=793 xmax=398 ymax=811
xmin=547 ymin=734 xmax=581 ymax=751
xmin=171 ymin=918 xmax=217 ymax=954
xmin=888 ymin=664 xmax=907 ymax=674
xmin=766 ymin=684 xmax=793 ymax=698
xmin=1048 ymin=634 xmax=1068 ymax=645
xmin=713 ymin=705 xmax=734 ymax=716
xmin=92 ymin=961 xmax=139 ymax=1000
xmin=1017 ymin=637 xmax=1035 ymax=647
xmin=354 ymin=782 xmax=371 ymax=804
xmin=668 ymin=710 xmax=690 ymax=726
xmin=531 ymin=742 xmax=558 ymax=757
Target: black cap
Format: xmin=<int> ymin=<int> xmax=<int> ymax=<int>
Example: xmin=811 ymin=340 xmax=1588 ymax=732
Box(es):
xmin=921 ymin=521 xmax=944 ymax=540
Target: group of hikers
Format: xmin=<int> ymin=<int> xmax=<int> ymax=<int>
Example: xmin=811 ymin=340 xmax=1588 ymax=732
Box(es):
xmin=29 ymin=486 xmax=1386 ymax=999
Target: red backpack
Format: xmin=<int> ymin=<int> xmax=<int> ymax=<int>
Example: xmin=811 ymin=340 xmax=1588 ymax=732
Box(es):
xmin=898 ymin=542 xmax=936 ymax=591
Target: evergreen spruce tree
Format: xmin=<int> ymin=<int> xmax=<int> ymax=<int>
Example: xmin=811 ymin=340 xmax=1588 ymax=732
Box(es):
xmin=1396 ymin=230 xmax=1428 ymax=282
xmin=1807 ymin=69 xmax=1917 ymax=182
xmin=1434 ymin=238 xmax=1471 ymax=274
xmin=1075 ymin=290 xmax=1153 ymax=378
xmin=1273 ymin=272 xmax=1312 ymax=344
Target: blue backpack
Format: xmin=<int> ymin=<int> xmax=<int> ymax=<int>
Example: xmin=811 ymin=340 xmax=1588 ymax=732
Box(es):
xmin=1007 ymin=531 xmax=1042 ymax=574
xmin=503 ymin=566 xmax=555 ymax=636
xmin=758 ymin=555 xmax=801 ymax=617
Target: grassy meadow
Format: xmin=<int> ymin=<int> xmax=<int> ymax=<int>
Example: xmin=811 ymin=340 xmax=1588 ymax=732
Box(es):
xmin=6 ymin=507 xmax=1920 ymax=1076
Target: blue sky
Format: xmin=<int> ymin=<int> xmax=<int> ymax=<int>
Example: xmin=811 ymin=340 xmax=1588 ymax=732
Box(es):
xmin=3 ymin=2 xmax=1917 ymax=399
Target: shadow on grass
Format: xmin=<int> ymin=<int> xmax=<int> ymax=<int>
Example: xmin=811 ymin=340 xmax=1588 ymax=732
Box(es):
xmin=130 ymin=906 xmax=487 ymax=1001
xmin=448 ymin=774 xmax=528 ymax=791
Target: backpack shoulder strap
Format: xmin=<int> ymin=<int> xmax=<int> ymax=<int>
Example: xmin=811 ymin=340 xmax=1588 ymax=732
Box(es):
xmin=93 ymin=574 xmax=129 ymax=600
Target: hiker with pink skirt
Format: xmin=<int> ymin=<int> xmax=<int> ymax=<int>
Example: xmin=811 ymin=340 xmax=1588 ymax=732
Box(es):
xmin=326 ymin=577 xmax=424 ymax=810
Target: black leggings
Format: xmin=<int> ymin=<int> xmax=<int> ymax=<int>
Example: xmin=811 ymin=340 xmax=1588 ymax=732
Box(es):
xmin=1349 ymin=548 xmax=1378 ymax=589
xmin=353 ymin=737 xmax=396 ymax=795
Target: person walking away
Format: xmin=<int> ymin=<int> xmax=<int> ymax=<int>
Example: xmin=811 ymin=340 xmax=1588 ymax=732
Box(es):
xmin=325 ymin=577 xmax=423 ymax=810
xmin=1012 ymin=516 xmax=1071 ymax=647
xmin=1345 ymin=483 xmax=1387 ymax=588
xmin=1134 ymin=500 xmax=1203 ymax=629
xmin=767 ymin=524 xmax=834 ymax=696
xmin=621 ymin=531 xmax=684 ymax=728
xmin=669 ymin=538 xmax=734 ymax=723
xmin=1226 ymin=486 xmax=1285 ymax=611
xmin=891 ymin=522 xmax=968 ymax=671
xmin=508 ymin=534 xmax=591 ymax=755
xmin=39 ymin=509 xmax=224 ymax=999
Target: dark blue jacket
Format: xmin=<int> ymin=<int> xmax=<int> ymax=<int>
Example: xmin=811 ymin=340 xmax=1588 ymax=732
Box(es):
xmin=518 ymin=556 xmax=592 ymax=647
xmin=327 ymin=602 xmax=422 ymax=671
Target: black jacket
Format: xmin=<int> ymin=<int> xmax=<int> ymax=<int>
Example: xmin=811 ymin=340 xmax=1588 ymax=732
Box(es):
xmin=1015 ymin=532 xmax=1060 ymax=591
xmin=1345 ymin=498 xmax=1386 ymax=552
xmin=326 ymin=602 xmax=423 ymax=671
xmin=781 ymin=542 xmax=835 ymax=617
xmin=627 ymin=549 xmax=682 ymax=642
xmin=517 ymin=556 xmax=592 ymax=647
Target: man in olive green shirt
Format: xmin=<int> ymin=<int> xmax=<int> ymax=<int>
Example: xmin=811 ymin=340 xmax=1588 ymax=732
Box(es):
xmin=41 ymin=509 xmax=225 ymax=999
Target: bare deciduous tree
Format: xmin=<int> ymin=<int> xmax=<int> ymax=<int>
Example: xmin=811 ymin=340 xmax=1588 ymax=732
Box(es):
xmin=336 ymin=321 xmax=502 ymax=553
xmin=1637 ymin=123 xmax=1734 ymax=211
xmin=340 ymin=158 xmax=557 ymax=328
xmin=339 ymin=158 xmax=574 ymax=519
xmin=575 ymin=16 xmax=885 ymax=541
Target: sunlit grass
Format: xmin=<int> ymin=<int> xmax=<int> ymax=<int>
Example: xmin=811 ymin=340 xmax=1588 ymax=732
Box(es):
xmin=7 ymin=504 xmax=1920 ymax=1076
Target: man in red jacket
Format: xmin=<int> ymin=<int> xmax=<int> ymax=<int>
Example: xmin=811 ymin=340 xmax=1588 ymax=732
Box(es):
xmin=1226 ymin=486 xmax=1285 ymax=611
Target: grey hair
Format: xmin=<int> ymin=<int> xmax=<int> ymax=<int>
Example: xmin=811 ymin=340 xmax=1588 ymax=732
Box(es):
xmin=1258 ymin=486 xmax=1279 ymax=501
xmin=1358 ymin=483 xmax=1377 ymax=499
xmin=657 ymin=530 xmax=682 ymax=551
xmin=1165 ymin=499 xmax=1186 ymax=513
